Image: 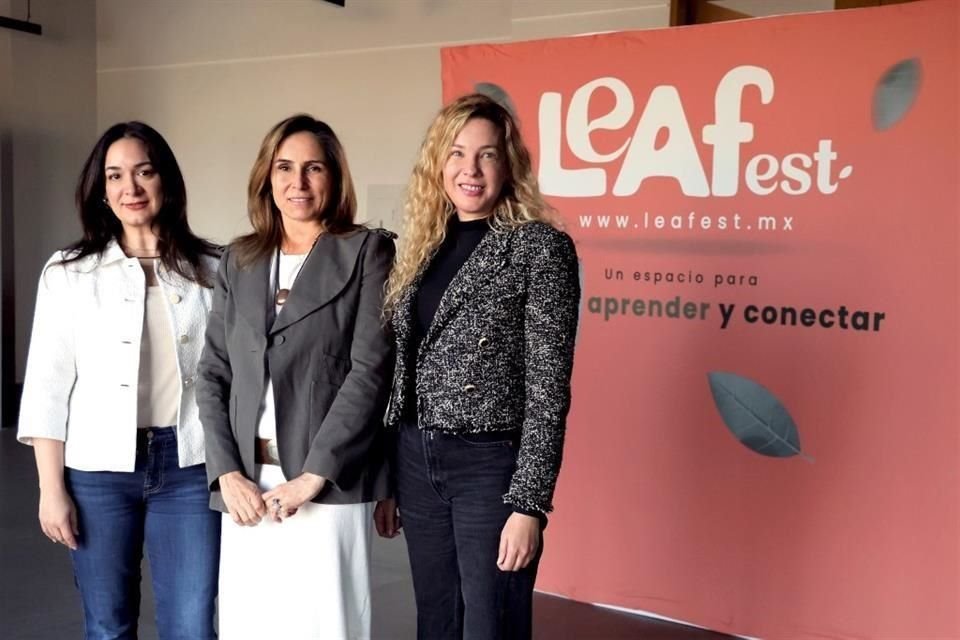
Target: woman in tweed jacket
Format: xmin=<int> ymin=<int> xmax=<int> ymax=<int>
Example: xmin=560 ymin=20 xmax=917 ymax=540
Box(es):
xmin=376 ymin=94 xmax=580 ymax=639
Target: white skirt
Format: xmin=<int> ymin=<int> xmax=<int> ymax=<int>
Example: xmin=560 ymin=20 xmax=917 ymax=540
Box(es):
xmin=218 ymin=464 xmax=375 ymax=640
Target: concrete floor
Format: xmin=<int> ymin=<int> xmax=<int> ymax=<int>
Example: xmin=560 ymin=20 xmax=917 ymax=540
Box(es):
xmin=0 ymin=428 xmax=732 ymax=639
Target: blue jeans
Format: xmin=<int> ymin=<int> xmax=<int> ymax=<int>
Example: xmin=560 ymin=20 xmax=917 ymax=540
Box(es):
xmin=65 ymin=427 xmax=220 ymax=640
xmin=396 ymin=423 xmax=544 ymax=640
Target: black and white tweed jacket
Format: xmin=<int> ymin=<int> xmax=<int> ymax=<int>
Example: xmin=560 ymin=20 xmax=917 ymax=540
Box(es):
xmin=386 ymin=221 xmax=580 ymax=513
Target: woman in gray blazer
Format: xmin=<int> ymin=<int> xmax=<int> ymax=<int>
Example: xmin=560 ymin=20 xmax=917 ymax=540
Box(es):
xmin=377 ymin=94 xmax=580 ymax=639
xmin=197 ymin=114 xmax=394 ymax=639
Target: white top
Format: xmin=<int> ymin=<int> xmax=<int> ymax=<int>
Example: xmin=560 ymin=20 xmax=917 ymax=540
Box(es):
xmin=137 ymin=284 xmax=180 ymax=428
xmin=17 ymin=241 xmax=218 ymax=471
xmin=256 ymin=250 xmax=310 ymax=441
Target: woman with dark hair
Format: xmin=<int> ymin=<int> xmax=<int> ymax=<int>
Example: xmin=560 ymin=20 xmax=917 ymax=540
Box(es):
xmin=197 ymin=114 xmax=394 ymax=638
xmin=377 ymin=94 xmax=580 ymax=639
xmin=17 ymin=121 xmax=221 ymax=639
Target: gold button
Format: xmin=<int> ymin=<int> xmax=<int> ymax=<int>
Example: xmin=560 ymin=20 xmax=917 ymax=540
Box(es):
xmin=168 ymin=293 xmax=181 ymax=304
xmin=463 ymin=384 xmax=476 ymax=393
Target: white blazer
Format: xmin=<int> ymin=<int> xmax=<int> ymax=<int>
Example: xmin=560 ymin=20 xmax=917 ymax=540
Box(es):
xmin=17 ymin=241 xmax=218 ymax=471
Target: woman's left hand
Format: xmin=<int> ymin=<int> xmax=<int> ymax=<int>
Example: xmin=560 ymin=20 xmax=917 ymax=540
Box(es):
xmin=497 ymin=512 xmax=541 ymax=571
xmin=261 ymin=473 xmax=326 ymax=523
xmin=374 ymin=498 xmax=401 ymax=538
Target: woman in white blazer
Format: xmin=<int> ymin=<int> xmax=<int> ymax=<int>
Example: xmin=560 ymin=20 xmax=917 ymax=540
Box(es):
xmin=17 ymin=122 xmax=221 ymax=639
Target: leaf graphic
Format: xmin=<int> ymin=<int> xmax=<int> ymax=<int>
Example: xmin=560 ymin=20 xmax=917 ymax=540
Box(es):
xmin=707 ymin=371 xmax=810 ymax=460
xmin=474 ymin=82 xmax=518 ymax=119
xmin=873 ymin=58 xmax=922 ymax=131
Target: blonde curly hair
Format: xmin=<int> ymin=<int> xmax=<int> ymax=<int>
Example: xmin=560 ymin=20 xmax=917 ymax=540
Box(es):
xmin=384 ymin=93 xmax=555 ymax=315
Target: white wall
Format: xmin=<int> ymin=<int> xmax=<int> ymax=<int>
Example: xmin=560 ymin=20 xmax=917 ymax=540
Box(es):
xmin=712 ymin=0 xmax=834 ymax=17
xmin=4 ymin=0 xmax=833 ymax=386
xmin=1 ymin=0 xmax=97 ymax=386
xmin=96 ymin=0 xmax=671 ymax=245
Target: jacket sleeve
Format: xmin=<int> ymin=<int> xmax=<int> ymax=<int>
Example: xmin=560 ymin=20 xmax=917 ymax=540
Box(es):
xmin=302 ymin=232 xmax=396 ymax=487
xmin=17 ymin=254 xmax=77 ymax=445
xmin=197 ymin=246 xmax=243 ymax=488
xmin=504 ymin=228 xmax=580 ymax=513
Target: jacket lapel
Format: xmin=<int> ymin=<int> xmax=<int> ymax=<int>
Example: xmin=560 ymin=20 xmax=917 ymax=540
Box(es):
xmin=420 ymin=228 xmax=511 ymax=351
xmin=393 ymin=253 xmax=432 ymax=348
xmin=233 ymin=254 xmax=271 ymax=337
xmin=270 ymin=231 xmax=365 ymax=335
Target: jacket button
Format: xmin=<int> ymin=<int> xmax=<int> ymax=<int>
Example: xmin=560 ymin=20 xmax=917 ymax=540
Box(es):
xmin=275 ymin=335 xmax=286 ymax=345
xmin=478 ymin=337 xmax=490 ymax=348
xmin=179 ymin=334 xmax=190 ymax=344
xmin=168 ymin=293 xmax=182 ymax=304
xmin=462 ymin=383 xmax=476 ymax=393
xmin=183 ymin=376 xmax=195 ymax=386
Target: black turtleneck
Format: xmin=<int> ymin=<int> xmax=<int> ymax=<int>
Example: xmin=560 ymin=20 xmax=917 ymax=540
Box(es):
xmin=402 ymin=217 xmax=489 ymax=424
xmin=412 ymin=216 xmax=490 ymax=342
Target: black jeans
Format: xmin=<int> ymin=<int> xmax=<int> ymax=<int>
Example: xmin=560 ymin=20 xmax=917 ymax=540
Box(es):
xmin=396 ymin=422 xmax=543 ymax=640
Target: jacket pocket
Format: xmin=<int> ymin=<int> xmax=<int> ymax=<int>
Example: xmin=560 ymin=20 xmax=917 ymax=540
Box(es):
xmin=317 ymin=353 xmax=351 ymax=387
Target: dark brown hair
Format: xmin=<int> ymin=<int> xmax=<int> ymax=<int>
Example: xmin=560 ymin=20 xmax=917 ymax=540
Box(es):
xmin=61 ymin=121 xmax=219 ymax=286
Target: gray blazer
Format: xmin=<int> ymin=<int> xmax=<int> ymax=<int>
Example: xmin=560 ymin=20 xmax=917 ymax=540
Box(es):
xmin=198 ymin=228 xmax=396 ymax=511
xmin=386 ymin=221 xmax=579 ymax=513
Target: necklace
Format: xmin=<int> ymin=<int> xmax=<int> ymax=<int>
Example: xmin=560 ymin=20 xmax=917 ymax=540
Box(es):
xmin=122 ymin=246 xmax=160 ymax=258
xmin=273 ymin=233 xmax=322 ymax=306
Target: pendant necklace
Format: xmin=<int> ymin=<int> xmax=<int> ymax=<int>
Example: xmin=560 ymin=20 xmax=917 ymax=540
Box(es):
xmin=274 ymin=234 xmax=321 ymax=306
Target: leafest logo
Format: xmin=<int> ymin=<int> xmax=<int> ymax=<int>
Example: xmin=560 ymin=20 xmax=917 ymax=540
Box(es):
xmin=537 ymin=66 xmax=854 ymax=199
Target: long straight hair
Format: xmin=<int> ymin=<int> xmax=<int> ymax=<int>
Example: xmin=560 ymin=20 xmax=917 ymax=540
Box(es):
xmin=62 ymin=121 xmax=219 ymax=286
xmin=233 ymin=114 xmax=358 ymax=268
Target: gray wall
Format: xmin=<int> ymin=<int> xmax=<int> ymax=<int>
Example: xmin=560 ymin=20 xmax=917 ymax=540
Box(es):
xmin=96 ymin=0 xmax=671 ymax=245
xmin=4 ymin=0 xmax=832 ymax=395
xmin=1 ymin=0 xmax=97 ymax=398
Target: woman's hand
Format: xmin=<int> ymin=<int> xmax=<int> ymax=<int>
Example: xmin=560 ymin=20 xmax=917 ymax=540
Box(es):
xmin=38 ymin=486 xmax=78 ymax=551
xmin=374 ymin=498 xmax=401 ymax=538
xmin=497 ymin=512 xmax=540 ymax=572
xmin=219 ymin=471 xmax=267 ymax=526
xmin=33 ymin=438 xmax=77 ymax=550
xmin=261 ymin=473 xmax=326 ymax=523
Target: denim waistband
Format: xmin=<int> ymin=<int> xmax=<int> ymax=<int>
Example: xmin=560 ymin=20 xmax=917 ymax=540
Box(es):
xmin=136 ymin=426 xmax=176 ymax=446
xmin=400 ymin=421 xmax=520 ymax=444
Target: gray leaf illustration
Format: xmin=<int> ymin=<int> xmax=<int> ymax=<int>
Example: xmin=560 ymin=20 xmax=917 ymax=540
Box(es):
xmin=873 ymin=58 xmax=922 ymax=131
xmin=474 ymin=82 xmax=517 ymax=119
xmin=707 ymin=371 xmax=809 ymax=460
